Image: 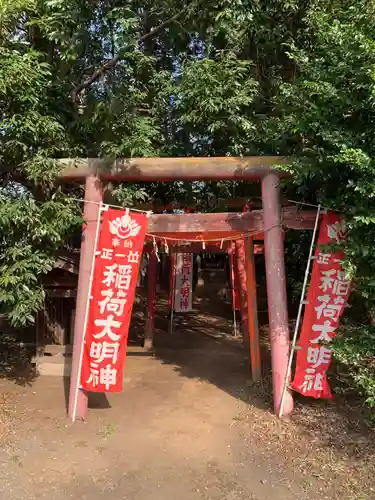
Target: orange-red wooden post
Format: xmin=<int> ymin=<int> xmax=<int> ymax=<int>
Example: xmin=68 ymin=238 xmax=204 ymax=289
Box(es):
xmin=168 ymin=253 xmax=177 ymax=334
xmin=68 ymin=175 xmax=103 ymax=420
xmin=235 ymin=240 xmax=250 ymax=354
xmin=144 ymin=250 xmax=157 ymax=350
xmin=168 ymin=254 xmax=175 ymax=310
xmin=244 ymin=236 xmax=261 ymax=381
xmin=262 ymin=172 xmax=293 ymax=415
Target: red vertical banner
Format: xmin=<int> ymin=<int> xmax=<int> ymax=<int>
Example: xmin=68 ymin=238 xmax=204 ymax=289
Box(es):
xmin=80 ymin=208 xmax=148 ymax=393
xmin=291 ymin=212 xmax=351 ymax=398
xmin=174 ymin=253 xmax=193 ymax=312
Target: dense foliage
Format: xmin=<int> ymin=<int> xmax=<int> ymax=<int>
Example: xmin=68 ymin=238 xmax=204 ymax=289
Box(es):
xmin=2 ymin=0 xmax=375 ymax=403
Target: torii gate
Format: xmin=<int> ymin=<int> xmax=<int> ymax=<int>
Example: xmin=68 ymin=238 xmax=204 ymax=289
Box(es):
xmin=57 ymin=157 xmax=316 ymax=420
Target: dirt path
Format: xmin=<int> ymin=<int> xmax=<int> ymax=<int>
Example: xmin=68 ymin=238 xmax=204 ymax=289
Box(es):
xmin=0 ymin=343 xmax=304 ymax=500
xmin=0 ymin=297 xmax=374 ymax=499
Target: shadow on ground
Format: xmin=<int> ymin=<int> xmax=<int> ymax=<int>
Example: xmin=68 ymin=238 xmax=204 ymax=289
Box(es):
xmin=1 ymin=287 xmax=375 ymax=473
xmin=130 ymin=290 xmax=375 ymax=471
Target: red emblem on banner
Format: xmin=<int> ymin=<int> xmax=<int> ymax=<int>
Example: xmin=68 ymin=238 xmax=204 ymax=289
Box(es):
xmin=291 ymin=212 xmax=350 ymax=398
xmin=80 ymin=208 xmax=148 ymax=392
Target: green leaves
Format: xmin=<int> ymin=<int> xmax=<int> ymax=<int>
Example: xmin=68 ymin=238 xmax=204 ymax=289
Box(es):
xmin=170 ymin=56 xmax=259 ymax=155
xmin=333 ymin=324 xmax=375 ymax=406
xmin=0 ymin=194 xmax=81 ymax=325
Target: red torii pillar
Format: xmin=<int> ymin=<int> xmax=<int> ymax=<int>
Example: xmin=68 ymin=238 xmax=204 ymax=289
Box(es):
xmin=262 ymin=173 xmax=293 ymax=415
xmin=68 ymin=176 xmax=103 ymax=420
xmin=235 ymin=238 xmax=261 ymax=381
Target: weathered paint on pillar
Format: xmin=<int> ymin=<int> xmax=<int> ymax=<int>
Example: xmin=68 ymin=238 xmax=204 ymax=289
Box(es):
xmin=235 ymin=240 xmax=250 ymax=355
xmin=261 ymin=173 xmax=293 ymax=416
xmin=244 ymin=236 xmax=261 ymax=381
xmin=68 ymin=176 xmax=103 ymax=420
xmin=144 ymin=250 xmax=157 ymax=350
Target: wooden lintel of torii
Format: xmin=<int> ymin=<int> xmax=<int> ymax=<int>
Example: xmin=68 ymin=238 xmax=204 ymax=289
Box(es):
xmin=147 ymin=206 xmax=317 ymax=235
xmin=56 ymin=156 xmax=288 ymax=181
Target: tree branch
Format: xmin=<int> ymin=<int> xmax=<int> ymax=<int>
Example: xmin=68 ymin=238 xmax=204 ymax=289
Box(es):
xmin=70 ymin=10 xmax=186 ymax=102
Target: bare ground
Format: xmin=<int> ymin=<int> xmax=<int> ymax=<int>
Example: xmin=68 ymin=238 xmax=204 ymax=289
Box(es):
xmin=0 ymin=294 xmax=374 ymax=500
